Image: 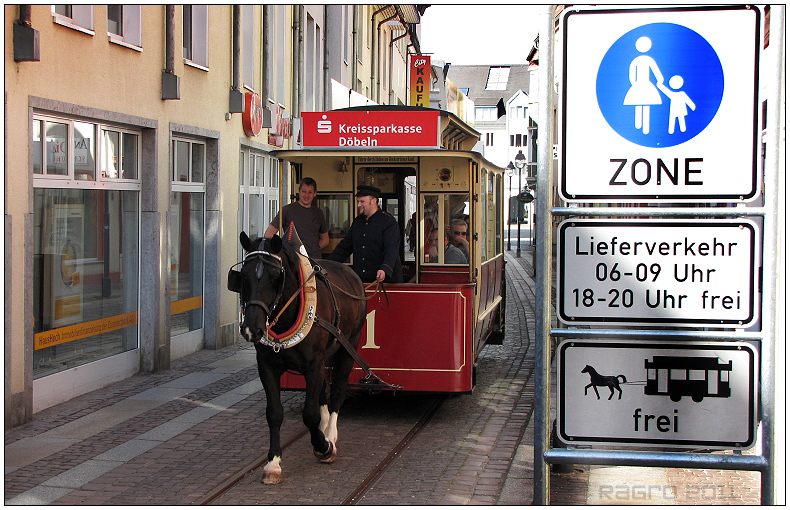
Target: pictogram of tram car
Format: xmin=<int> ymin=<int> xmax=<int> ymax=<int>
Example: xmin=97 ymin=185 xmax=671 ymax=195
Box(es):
xmin=644 ymin=356 xmax=732 ymax=403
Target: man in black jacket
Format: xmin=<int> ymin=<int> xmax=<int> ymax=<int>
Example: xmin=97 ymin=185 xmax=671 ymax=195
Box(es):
xmin=326 ymin=185 xmax=403 ymax=283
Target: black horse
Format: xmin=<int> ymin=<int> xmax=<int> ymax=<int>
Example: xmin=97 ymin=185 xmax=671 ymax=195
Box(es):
xmin=229 ymin=232 xmax=367 ymax=484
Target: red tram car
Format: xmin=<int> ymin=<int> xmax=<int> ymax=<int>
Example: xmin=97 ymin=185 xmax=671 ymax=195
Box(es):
xmin=272 ymin=106 xmax=506 ymax=393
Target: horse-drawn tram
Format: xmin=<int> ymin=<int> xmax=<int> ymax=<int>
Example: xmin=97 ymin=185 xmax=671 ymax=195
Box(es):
xmin=270 ymin=106 xmax=506 ymax=393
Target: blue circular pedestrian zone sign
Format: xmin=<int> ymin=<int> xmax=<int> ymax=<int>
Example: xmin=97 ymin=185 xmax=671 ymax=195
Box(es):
xmin=596 ymin=23 xmax=724 ymax=148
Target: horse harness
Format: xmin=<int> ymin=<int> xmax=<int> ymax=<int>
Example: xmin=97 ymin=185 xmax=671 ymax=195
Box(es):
xmin=228 ymin=249 xmax=399 ymax=389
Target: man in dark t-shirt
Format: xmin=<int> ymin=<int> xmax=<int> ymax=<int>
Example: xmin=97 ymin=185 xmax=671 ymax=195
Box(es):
xmin=265 ymin=177 xmax=328 ymax=259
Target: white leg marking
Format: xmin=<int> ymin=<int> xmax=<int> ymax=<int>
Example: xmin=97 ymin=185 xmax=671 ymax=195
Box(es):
xmin=262 ymin=455 xmax=283 ymax=484
xmin=325 ymin=412 xmax=339 ymax=445
xmin=319 ymin=405 xmax=330 ymax=434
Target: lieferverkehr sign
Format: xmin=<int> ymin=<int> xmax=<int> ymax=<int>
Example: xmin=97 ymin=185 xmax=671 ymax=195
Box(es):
xmin=558 ymin=219 xmax=759 ymax=327
xmin=559 ymin=6 xmax=760 ymax=202
xmin=301 ymin=110 xmax=440 ymax=148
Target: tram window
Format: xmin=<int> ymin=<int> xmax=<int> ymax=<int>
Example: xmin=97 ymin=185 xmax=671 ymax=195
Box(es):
xmin=689 ymin=370 xmax=705 ymax=381
xmin=422 ymin=193 xmax=469 ymax=265
xmin=316 ymin=194 xmax=352 ymax=256
xmin=670 ymin=369 xmax=687 ymax=380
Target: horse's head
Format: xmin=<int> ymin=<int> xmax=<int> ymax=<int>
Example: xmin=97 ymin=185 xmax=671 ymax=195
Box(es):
xmin=581 ymin=365 xmax=593 ymax=374
xmin=228 ymin=231 xmax=286 ymax=343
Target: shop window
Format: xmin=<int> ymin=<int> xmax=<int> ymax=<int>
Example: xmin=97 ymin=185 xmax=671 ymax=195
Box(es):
xmin=102 ymin=129 xmax=139 ymax=179
xmin=171 ymin=137 xmax=207 ymax=336
xmin=31 ymin=114 xmax=141 ymax=379
xmin=52 ymin=5 xmax=94 ymax=34
xmin=183 ymin=4 xmax=209 ymax=69
xmin=107 ymin=4 xmax=142 ymax=49
xmin=238 ymin=149 xmax=279 ymax=243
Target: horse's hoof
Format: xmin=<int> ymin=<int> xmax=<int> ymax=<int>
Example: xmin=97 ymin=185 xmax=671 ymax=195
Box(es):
xmin=262 ymin=471 xmax=283 ymax=484
xmin=262 ymin=458 xmax=283 ymax=484
xmin=314 ymin=440 xmax=337 ymax=463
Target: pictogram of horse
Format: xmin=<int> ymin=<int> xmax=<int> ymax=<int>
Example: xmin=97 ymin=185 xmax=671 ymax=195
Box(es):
xmin=228 ymin=231 xmax=367 ymax=484
xmin=581 ymin=365 xmax=627 ymax=400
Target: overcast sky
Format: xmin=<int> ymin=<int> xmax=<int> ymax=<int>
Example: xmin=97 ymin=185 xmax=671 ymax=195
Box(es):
xmin=419 ymin=4 xmax=546 ymax=66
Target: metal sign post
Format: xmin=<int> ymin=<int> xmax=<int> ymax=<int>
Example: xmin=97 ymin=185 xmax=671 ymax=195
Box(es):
xmin=533 ymin=4 xmax=556 ymax=505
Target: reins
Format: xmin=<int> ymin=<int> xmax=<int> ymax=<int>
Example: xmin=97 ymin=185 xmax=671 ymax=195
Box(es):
xmin=268 ymin=268 xmax=389 ymax=331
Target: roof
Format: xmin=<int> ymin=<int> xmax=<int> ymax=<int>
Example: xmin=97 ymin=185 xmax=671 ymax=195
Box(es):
xmin=446 ymin=65 xmax=531 ymax=107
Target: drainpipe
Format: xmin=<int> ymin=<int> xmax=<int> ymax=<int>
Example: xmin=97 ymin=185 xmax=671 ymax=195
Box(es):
xmin=162 ymin=5 xmax=180 ymax=99
xmin=292 ymin=5 xmax=303 ymax=118
xmin=262 ymin=5 xmax=270 ymax=102
xmin=323 ymin=7 xmax=330 ymax=110
xmin=229 ymin=5 xmax=244 ymax=113
xmin=375 ymin=12 xmax=398 ymax=103
xmin=351 ymin=5 xmax=358 ymax=92
xmin=389 ymin=29 xmax=408 ymax=104
xmin=370 ymin=6 xmax=394 ymax=103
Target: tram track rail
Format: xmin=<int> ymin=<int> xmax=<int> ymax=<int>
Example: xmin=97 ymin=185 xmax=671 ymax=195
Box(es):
xmin=342 ymin=395 xmax=448 ymax=505
xmin=194 ymin=394 xmax=448 ymax=505
xmin=194 ymin=428 xmax=309 ymax=505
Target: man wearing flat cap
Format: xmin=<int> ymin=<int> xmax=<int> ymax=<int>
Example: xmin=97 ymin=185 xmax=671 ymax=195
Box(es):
xmin=327 ymin=185 xmax=403 ymax=283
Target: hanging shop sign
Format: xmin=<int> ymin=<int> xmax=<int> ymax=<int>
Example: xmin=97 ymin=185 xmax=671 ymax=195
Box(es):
xmin=242 ymin=92 xmax=264 ymax=137
xmin=409 ymin=55 xmax=431 ymax=107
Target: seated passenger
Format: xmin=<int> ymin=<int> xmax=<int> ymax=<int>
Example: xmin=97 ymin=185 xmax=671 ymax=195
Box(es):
xmin=450 ymin=218 xmax=470 ymax=261
xmin=427 ymin=228 xmax=468 ymax=264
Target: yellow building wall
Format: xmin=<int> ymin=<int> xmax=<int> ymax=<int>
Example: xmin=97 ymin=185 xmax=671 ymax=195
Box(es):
xmin=4 ymin=5 xmax=296 ymax=404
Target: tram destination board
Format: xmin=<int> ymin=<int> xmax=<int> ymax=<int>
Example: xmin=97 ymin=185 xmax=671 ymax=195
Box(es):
xmin=557 ymin=219 xmax=758 ymax=327
xmin=559 ymin=6 xmax=760 ymax=202
xmin=558 ymin=340 xmax=758 ymax=449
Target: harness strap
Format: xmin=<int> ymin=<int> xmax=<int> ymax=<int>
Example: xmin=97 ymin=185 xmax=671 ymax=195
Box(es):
xmin=313 ymin=316 xmax=370 ymax=373
xmin=267 ymin=267 xmax=320 ymax=331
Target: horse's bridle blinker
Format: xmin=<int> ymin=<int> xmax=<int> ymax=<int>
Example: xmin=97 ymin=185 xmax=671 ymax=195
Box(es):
xmin=229 ymin=250 xmax=286 ymax=338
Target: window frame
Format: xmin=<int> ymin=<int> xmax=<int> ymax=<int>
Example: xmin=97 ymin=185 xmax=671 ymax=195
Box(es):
xmin=32 ymin=114 xmax=142 ymax=191
xmin=52 ymin=4 xmax=95 ymax=35
xmin=171 ymin=136 xmax=207 ymax=192
xmin=183 ymin=4 xmax=209 ymax=70
xmin=107 ymin=4 xmax=142 ymax=51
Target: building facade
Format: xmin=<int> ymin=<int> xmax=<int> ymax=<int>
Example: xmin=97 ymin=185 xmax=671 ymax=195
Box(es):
xmin=5 ymin=4 xmax=425 ymax=428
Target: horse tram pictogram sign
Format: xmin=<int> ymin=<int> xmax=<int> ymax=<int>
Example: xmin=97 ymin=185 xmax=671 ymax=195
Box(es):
xmin=557 ymin=340 xmax=758 ymax=449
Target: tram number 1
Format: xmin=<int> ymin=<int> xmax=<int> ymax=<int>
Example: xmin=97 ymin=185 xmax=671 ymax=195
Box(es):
xmin=572 ymin=288 xmax=634 ymax=308
xmin=362 ymin=309 xmax=380 ymax=349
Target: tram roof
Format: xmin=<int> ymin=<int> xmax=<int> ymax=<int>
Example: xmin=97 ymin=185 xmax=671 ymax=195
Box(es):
xmin=272 ymin=148 xmax=506 ymax=173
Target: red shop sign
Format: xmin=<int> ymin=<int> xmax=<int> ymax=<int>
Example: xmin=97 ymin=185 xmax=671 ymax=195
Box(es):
xmin=242 ymin=92 xmax=264 ymax=137
xmin=301 ymin=110 xmax=440 ymax=148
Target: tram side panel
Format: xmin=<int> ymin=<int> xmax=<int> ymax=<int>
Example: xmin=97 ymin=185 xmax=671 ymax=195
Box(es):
xmin=280 ymin=283 xmax=475 ymax=393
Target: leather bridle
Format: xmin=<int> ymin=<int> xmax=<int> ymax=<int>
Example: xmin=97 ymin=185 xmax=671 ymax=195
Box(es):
xmin=231 ymin=250 xmax=286 ymax=334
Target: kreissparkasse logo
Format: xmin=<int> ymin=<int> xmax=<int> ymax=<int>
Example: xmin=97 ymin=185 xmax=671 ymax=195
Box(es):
xmin=317 ymin=115 xmax=332 ymax=134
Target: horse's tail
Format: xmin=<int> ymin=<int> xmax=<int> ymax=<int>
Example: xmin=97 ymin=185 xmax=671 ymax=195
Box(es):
xmin=617 ymin=375 xmax=627 ymax=383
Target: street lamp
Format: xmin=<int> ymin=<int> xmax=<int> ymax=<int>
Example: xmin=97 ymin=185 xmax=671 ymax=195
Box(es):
xmin=514 ymin=150 xmax=526 ymax=258
xmin=506 ymin=162 xmax=514 ymax=251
